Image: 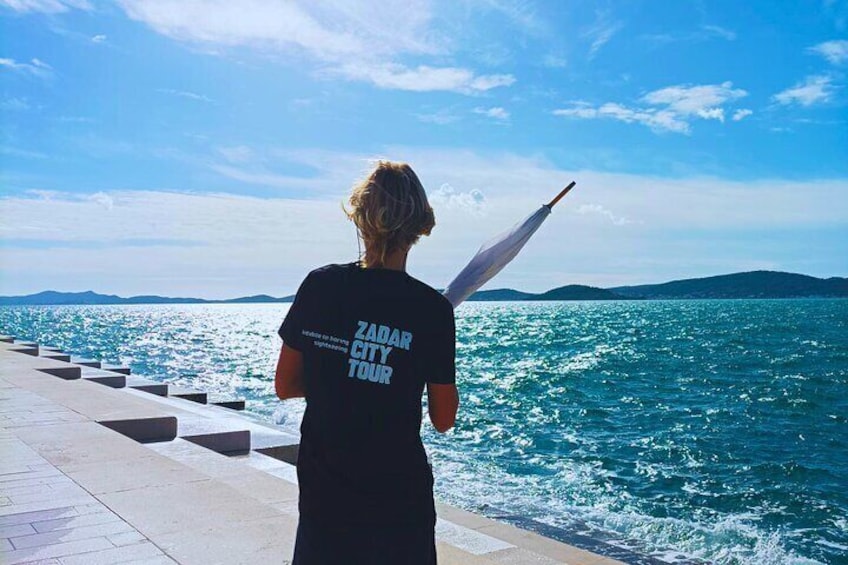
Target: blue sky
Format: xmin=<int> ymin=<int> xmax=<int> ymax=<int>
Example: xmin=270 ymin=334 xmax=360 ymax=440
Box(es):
xmin=1 ymin=0 xmax=847 ymax=298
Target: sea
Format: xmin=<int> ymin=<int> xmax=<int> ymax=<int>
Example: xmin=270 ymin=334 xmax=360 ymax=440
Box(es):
xmin=1 ymin=299 xmax=846 ymax=565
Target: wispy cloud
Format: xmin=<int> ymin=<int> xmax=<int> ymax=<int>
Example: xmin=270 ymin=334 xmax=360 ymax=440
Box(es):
xmin=91 ymin=34 xmax=107 ymax=43
xmin=808 ymin=39 xmax=848 ymax=65
xmin=157 ymin=88 xmax=213 ymax=103
xmin=773 ymin=75 xmax=836 ymax=106
xmin=0 ymin=97 xmax=30 ymax=111
xmin=473 ymin=106 xmax=510 ymax=120
xmin=700 ymin=25 xmax=736 ymax=41
xmin=642 ymin=24 xmax=736 ymax=44
xmin=416 ymin=109 xmax=460 ymax=125
xmin=117 ymin=1 xmax=513 ymax=95
xmin=332 ymin=63 xmax=514 ymax=94
xmin=0 ymin=0 xmax=91 ymax=13
xmin=0 ymin=57 xmax=52 ymax=78
xmin=583 ymin=11 xmax=623 ymax=59
xmin=732 ymin=109 xmax=753 ymax=121
xmin=0 ymin=145 xmax=48 ymax=159
xmin=216 ymin=146 xmax=254 ymax=164
xmin=577 ymin=204 xmax=634 ymax=226
xmin=553 ymin=82 xmax=748 ymax=134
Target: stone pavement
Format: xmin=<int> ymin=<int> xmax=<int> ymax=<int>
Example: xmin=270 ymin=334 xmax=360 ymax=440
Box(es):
xmin=0 ymin=340 xmax=628 ymax=564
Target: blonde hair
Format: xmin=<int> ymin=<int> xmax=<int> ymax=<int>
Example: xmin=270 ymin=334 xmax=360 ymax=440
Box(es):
xmin=345 ymin=161 xmax=435 ymax=268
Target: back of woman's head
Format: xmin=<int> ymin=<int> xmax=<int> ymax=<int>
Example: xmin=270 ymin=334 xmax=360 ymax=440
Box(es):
xmin=346 ymin=161 xmax=436 ymax=268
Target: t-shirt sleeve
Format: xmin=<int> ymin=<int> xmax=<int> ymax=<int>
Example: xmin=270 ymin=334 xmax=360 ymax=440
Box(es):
xmin=423 ymin=299 xmax=456 ymax=385
xmin=278 ymin=273 xmax=314 ymax=351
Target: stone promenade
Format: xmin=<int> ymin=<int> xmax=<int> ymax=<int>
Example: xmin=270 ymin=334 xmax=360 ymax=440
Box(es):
xmin=0 ymin=339 xmax=630 ymax=564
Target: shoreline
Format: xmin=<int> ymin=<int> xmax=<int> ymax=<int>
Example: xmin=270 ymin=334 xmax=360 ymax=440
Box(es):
xmin=0 ymin=335 xmax=687 ymax=565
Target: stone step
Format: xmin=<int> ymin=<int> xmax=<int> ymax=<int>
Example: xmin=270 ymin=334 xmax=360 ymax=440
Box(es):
xmin=101 ymin=364 xmax=131 ymax=375
xmin=99 ymin=416 xmax=178 ymax=444
xmin=170 ymin=387 xmax=208 ymax=405
xmin=38 ymin=367 xmax=82 ymax=380
xmin=211 ymin=399 xmax=246 ymax=411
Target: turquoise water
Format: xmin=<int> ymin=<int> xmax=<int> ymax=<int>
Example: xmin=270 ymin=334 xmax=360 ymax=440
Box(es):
xmin=1 ymin=300 xmax=846 ymax=564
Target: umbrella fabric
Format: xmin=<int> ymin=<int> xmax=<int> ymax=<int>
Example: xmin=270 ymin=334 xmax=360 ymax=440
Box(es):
xmin=443 ymin=205 xmax=551 ymax=308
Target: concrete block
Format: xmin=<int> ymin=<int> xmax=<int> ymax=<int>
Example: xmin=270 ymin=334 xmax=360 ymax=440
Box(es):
xmin=132 ymin=384 xmax=169 ymax=396
xmin=0 ymin=335 xmax=15 ymax=343
xmin=82 ymin=374 xmax=126 ymax=388
xmin=212 ymin=399 xmax=246 ymax=410
xmin=98 ymin=417 xmax=177 ymax=444
xmin=101 ymin=364 xmax=131 ymax=375
xmin=42 ymin=354 xmax=71 ymax=362
xmin=182 ymin=430 xmax=250 ymax=456
xmin=256 ymin=444 xmax=299 ymax=465
xmin=74 ymin=359 xmax=102 ymax=368
xmin=37 ymin=367 xmax=81 ymax=380
xmin=170 ymin=388 xmax=207 ymax=404
xmin=11 ymin=347 xmax=39 ymax=357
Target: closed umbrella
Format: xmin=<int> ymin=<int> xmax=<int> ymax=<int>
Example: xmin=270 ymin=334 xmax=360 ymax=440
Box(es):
xmin=443 ymin=181 xmax=576 ymax=308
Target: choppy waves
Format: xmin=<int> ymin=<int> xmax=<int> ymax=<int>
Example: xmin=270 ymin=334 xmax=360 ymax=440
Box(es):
xmin=2 ymin=300 xmax=846 ymax=564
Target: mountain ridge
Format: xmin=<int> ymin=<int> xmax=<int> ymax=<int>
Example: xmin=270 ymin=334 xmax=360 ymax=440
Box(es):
xmin=2 ymin=271 xmax=846 ymax=305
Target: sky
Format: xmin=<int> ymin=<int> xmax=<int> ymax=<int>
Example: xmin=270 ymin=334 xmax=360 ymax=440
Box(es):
xmin=1 ymin=0 xmax=847 ymax=299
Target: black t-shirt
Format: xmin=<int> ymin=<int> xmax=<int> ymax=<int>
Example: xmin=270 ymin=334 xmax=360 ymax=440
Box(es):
xmin=278 ymin=262 xmax=456 ymax=527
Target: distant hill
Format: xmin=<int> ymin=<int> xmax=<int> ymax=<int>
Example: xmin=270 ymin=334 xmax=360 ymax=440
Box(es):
xmin=0 ymin=290 xmax=294 ymax=306
xmin=1 ymin=271 xmax=845 ymax=305
xmin=610 ymin=271 xmax=848 ymax=299
xmin=467 ymin=288 xmax=536 ymax=301
xmin=535 ymin=285 xmax=623 ymax=301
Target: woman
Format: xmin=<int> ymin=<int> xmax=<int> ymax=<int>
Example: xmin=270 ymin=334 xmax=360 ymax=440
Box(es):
xmin=275 ymin=161 xmax=459 ymax=564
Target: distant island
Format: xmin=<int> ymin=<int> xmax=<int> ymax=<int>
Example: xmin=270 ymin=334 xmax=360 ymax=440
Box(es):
xmin=1 ymin=271 xmax=846 ymax=306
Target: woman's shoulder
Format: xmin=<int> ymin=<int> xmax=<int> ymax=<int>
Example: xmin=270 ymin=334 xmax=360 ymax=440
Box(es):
xmin=405 ymin=274 xmax=454 ymax=313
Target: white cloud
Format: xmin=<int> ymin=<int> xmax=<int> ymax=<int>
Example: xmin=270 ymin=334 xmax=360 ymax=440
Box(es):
xmin=577 ymin=204 xmax=633 ymax=226
xmin=773 ymin=75 xmax=836 ymax=106
xmin=3 ymin=149 xmax=846 ymax=296
xmin=473 ymin=106 xmax=510 ymax=120
xmin=808 ymin=40 xmax=848 ymax=65
xmin=119 ymin=0 xmax=437 ymax=60
xmin=553 ymin=82 xmax=749 ymax=134
xmin=91 ymin=34 xmax=107 ymax=43
xmin=641 ymin=82 xmax=746 ymax=119
xmin=157 ymin=88 xmax=213 ymax=103
xmin=430 ymin=183 xmax=486 ymax=214
xmin=333 ymin=63 xmax=514 ymax=94
xmin=0 ymin=0 xmax=90 ymax=12
xmin=732 ymin=109 xmax=753 ymax=121
xmin=0 ymin=57 xmax=52 ymax=78
xmin=117 ymin=0 xmax=515 ymax=95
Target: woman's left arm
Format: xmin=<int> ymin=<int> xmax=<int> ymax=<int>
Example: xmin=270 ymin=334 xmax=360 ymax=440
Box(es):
xmin=275 ymin=344 xmax=305 ymax=399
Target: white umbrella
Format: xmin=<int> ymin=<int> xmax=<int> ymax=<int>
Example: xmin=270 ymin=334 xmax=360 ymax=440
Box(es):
xmin=443 ymin=181 xmax=576 ymax=308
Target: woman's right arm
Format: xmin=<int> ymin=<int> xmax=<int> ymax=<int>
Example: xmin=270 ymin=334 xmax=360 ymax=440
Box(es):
xmin=427 ymin=382 xmax=458 ymax=432
xmin=275 ymin=344 xmax=305 ymax=399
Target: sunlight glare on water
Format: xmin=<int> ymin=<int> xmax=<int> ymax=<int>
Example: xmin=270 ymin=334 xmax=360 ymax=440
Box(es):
xmin=2 ymin=300 xmax=846 ymax=565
